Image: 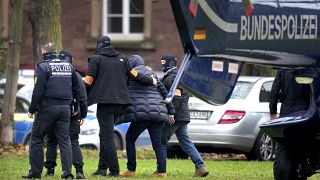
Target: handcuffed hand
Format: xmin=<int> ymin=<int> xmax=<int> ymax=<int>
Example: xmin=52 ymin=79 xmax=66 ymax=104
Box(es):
xmin=152 ymin=78 xmax=157 ymax=86
xmin=168 ymin=115 xmax=175 ymax=125
xmin=72 ymin=111 xmax=79 ymax=117
xmin=28 ymin=112 xmax=34 ymax=118
xmin=80 ymin=119 xmax=85 ymax=126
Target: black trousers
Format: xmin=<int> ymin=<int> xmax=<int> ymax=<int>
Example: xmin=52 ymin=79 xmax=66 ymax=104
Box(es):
xmin=273 ymin=143 xmax=306 ymax=180
xmin=45 ymin=118 xmax=83 ymax=171
xmin=96 ymin=104 xmax=125 ymax=174
xmin=29 ymin=105 xmax=72 ymax=176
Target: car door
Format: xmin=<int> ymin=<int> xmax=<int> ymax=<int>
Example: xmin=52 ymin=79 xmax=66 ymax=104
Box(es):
xmin=13 ymin=97 xmax=33 ymax=144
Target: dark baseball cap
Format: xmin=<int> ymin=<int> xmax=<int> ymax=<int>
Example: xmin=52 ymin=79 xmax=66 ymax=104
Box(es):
xmin=97 ymin=36 xmax=111 ymax=49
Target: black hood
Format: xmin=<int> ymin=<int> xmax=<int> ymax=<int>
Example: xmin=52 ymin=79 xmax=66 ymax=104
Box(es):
xmin=95 ymin=46 xmax=119 ymax=57
xmin=43 ymin=52 xmax=59 ymax=62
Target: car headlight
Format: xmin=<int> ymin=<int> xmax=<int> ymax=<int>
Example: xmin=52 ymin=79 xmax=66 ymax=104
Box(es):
xmin=80 ymin=129 xmax=98 ymax=135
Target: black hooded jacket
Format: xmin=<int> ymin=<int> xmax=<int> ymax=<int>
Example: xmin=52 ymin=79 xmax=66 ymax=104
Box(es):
xmin=29 ymin=54 xmax=80 ymax=113
xmin=162 ymin=68 xmax=190 ymax=122
xmin=269 ymin=70 xmax=311 ymax=116
xmin=74 ymin=70 xmax=87 ymax=120
xmin=117 ymin=55 xmax=175 ymax=124
xmin=86 ymin=47 xmax=153 ymax=106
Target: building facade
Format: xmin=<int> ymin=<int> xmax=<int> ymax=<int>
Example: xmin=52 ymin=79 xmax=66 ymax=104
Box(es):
xmin=1 ymin=0 xmax=184 ymax=72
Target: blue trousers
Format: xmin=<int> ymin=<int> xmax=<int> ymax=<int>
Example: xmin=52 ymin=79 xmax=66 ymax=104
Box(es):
xmin=126 ymin=121 xmax=166 ymax=173
xmin=161 ymin=121 xmax=205 ymax=170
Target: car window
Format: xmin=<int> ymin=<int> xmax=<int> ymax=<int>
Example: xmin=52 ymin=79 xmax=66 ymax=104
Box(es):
xmin=16 ymin=98 xmax=30 ymax=113
xmin=0 ymin=96 xmax=30 ymax=113
xmin=230 ymin=82 xmax=254 ymax=99
xmin=259 ymin=81 xmax=273 ymax=102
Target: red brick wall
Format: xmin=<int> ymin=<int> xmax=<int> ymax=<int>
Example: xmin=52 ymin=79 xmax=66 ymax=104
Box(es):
xmin=19 ymin=0 xmax=184 ymax=72
xmin=119 ymin=0 xmax=185 ymax=71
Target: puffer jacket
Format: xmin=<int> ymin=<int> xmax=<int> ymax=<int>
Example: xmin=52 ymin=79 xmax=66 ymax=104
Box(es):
xmin=118 ymin=55 xmax=175 ymax=124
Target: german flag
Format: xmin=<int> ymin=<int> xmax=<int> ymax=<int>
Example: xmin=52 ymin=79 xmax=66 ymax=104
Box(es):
xmin=194 ymin=29 xmax=206 ymax=40
xmin=242 ymin=0 xmax=253 ymax=16
xmin=189 ymin=0 xmax=198 ymax=17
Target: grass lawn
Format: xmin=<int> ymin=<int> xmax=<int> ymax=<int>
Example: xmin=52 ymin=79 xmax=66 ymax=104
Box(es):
xmin=0 ymin=148 xmax=319 ymax=180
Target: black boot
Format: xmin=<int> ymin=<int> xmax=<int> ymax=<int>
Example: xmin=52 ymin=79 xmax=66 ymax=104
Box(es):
xmin=22 ymin=172 xmax=41 ymax=179
xmin=45 ymin=168 xmax=54 ymax=176
xmin=108 ymin=172 xmax=120 ymax=177
xmin=92 ymin=169 xmax=106 ymax=176
xmin=75 ymin=167 xmax=86 ymax=179
xmin=61 ymin=173 xmax=74 ymax=180
xmin=75 ymin=172 xmax=86 ymax=179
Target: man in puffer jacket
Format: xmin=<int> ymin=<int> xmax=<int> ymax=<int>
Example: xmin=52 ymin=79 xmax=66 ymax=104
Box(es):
xmin=158 ymin=54 xmax=209 ymax=177
xmin=118 ymin=55 xmax=175 ymax=178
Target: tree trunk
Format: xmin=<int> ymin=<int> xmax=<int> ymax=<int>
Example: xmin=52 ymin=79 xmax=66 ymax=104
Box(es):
xmin=0 ymin=0 xmax=2 ymax=42
xmin=0 ymin=0 xmax=7 ymax=76
xmin=29 ymin=0 xmax=62 ymax=67
xmin=0 ymin=0 xmax=25 ymax=144
xmin=0 ymin=45 xmax=6 ymax=77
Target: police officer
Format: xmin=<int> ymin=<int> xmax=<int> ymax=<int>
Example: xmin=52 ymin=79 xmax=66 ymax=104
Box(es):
xmin=84 ymin=36 xmax=157 ymax=177
xmin=22 ymin=43 xmax=80 ymax=179
xmin=44 ymin=50 xmax=87 ymax=179
xmin=269 ymin=69 xmax=311 ymax=180
xmin=158 ymin=54 xmax=209 ymax=177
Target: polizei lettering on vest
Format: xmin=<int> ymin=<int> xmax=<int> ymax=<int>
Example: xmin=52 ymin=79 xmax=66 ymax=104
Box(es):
xmin=50 ymin=64 xmax=72 ymax=72
xmin=240 ymin=14 xmax=318 ymax=40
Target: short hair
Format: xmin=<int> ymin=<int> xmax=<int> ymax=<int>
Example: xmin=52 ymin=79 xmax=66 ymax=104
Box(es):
xmin=40 ymin=42 xmax=56 ymax=54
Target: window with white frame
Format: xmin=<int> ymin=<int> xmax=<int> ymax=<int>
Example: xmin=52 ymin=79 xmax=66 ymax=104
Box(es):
xmin=103 ymin=0 xmax=144 ymax=41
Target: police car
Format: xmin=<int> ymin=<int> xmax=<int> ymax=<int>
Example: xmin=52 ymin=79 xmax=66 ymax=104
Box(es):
xmin=0 ymin=92 xmax=33 ymax=145
xmin=79 ymin=104 xmax=151 ymax=150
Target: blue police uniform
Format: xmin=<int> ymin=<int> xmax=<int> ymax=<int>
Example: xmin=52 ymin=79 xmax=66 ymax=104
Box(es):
xmin=24 ymin=52 xmax=80 ymax=179
xmin=44 ymin=50 xmax=87 ymax=179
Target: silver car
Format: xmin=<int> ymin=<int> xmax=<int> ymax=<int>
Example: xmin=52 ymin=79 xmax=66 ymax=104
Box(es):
xmin=168 ymin=76 xmax=279 ymax=161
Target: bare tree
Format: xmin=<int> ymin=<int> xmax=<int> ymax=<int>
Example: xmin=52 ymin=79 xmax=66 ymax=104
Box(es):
xmin=0 ymin=46 xmax=6 ymax=76
xmin=0 ymin=0 xmax=2 ymax=43
xmin=0 ymin=0 xmax=7 ymax=76
xmin=0 ymin=0 xmax=25 ymax=144
xmin=29 ymin=0 xmax=62 ymax=67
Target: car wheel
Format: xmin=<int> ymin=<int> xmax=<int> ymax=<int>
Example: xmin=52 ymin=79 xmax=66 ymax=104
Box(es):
xmin=246 ymin=132 xmax=275 ymax=161
xmin=80 ymin=144 xmax=97 ymax=149
xmin=167 ymin=147 xmax=188 ymax=159
xmin=114 ymin=133 xmax=123 ymax=150
xmin=167 ymin=148 xmax=177 ymax=159
xmin=176 ymin=149 xmax=188 ymax=159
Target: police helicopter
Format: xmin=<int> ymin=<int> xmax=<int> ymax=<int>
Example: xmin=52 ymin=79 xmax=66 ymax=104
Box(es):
xmin=167 ymin=0 xmax=320 ymax=179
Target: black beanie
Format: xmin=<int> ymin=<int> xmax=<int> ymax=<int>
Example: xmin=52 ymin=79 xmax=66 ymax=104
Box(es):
xmin=97 ymin=36 xmax=111 ymax=49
